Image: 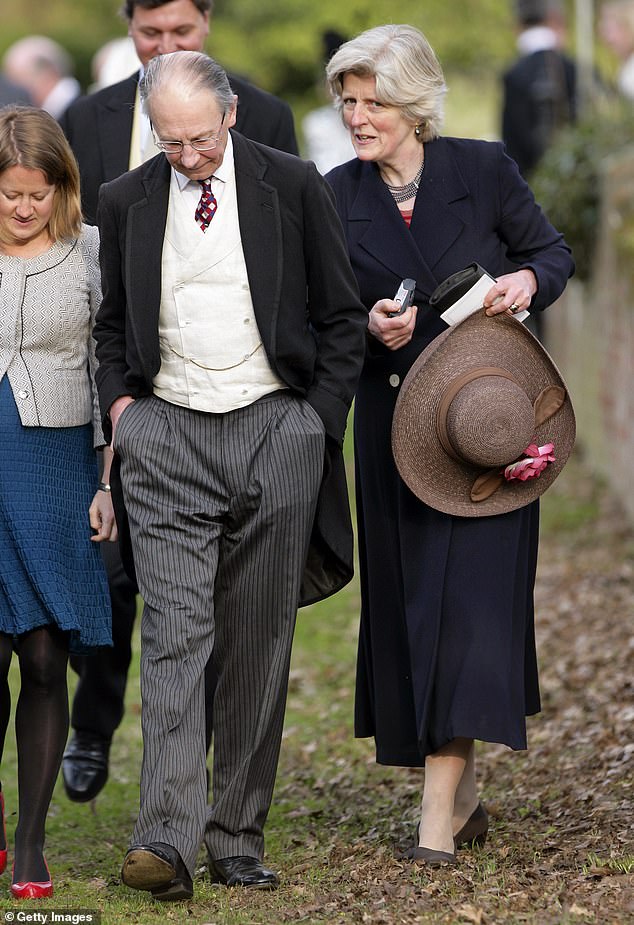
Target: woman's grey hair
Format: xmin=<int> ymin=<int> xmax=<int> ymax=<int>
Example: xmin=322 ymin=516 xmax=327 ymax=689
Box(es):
xmin=140 ymin=50 xmax=235 ymax=119
xmin=326 ymin=24 xmax=447 ymax=142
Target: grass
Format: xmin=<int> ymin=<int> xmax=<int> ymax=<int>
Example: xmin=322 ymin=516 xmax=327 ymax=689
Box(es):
xmin=584 ymin=854 xmax=634 ymax=876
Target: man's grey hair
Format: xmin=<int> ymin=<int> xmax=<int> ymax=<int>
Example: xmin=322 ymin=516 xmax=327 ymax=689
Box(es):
xmin=140 ymin=50 xmax=234 ymax=118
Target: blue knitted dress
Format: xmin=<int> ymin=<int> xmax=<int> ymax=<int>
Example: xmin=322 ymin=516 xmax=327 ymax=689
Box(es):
xmin=0 ymin=236 xmax=111 ymax=653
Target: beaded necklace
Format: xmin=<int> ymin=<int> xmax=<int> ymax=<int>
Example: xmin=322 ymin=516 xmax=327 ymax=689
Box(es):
xmin=384 ymin=159 xmax=425 ymax=204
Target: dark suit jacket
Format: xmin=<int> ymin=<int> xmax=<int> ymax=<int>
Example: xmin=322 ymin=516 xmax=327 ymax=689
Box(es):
xmin=60 ymin=70 xmax=299 ymax=225
xmin=0 ymin=74 xmax=32 ymax=106
xmin=94 ymin=131 xmax=367 ymax=604
xmin=502 ymin=49 xmax=576 ymax=177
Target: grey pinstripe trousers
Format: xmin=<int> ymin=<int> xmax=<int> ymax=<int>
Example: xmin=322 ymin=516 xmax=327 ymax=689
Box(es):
xmin=114 ymin=391 xmax=325 ymax=872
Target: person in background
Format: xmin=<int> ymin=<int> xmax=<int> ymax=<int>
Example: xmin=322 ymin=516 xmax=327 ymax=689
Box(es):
xmin=0 ymin=106 xmax=115 ymax=899
xmin=2 ymin=37 xmax=80 ymax=121
xmin=90 ymin=37 xmax=141 ymax=92
xmin=60 ymin=0 xmax=299 ymax=225
xmin=59 ymin=0 xmax=300 ymax=809
xmin=94 ymin=49 xmax=365 ymax=900
xmin=501 ymin=0 xmax=577 ymax=179
xmin=598 ymin=0 xmax=634 ymax=100
xmin=325 ymin=24 xmax=574 ymax=868
xmin=0 ymin=74 xmax=32 ymax=108
xmin=302 ymin=30 xmax=355 ymax=174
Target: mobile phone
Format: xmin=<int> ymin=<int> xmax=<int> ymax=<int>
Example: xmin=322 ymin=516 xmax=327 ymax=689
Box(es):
xmin=387 ymin=278 xmax=416 ymax=317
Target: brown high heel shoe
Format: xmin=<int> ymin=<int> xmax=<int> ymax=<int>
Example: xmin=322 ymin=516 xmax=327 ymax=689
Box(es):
xmin=453 ymin=802 xmax=489 ymax=849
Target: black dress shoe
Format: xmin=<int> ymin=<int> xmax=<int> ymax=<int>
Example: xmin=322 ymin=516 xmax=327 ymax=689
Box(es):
xmin=121 ymin=842 xmax=193 ymax=901
xmin=208 ymin=855 xmax=279 ymax=889
xmin=454 ymin=802 xmax=489 ymax=849
xmin=62 ymin=733 xmax=109 ymax=803
xmin=402 ymin=803 xmax=489 ymax=860
xmin=412 ymin=846 xmax=457 ymax=867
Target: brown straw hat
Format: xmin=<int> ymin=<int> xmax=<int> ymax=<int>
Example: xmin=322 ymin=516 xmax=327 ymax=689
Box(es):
xmin=391 ymin=309 xmax=576 ymax=517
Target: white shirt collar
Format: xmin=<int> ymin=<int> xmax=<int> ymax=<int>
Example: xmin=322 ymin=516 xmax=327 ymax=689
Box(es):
xmin=173 ymin=131 xmax=234 ymax=192
xmin=517 ymin=26 xmax=560 ymax=56
xmin=42 ymin=76 xmax=81 ymax=120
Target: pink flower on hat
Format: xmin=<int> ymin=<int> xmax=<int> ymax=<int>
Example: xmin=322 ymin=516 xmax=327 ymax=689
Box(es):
xmin=504 ymin=443 xmax=555 ymax=482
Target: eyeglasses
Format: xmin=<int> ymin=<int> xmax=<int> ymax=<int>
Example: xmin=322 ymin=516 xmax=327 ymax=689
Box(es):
xmin=153 ymin=113 xmax=226 ymax=154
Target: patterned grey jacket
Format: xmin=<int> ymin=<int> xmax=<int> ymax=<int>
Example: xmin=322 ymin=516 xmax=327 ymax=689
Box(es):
xmin=0 ymin=224 xmax=104 ymax=446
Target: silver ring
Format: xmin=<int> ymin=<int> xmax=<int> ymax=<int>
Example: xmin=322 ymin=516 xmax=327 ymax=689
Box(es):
xmin=510 ymin=303 xmax=521 ymax=314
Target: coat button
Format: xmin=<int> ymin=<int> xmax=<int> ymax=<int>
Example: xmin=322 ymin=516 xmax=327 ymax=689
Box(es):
xmin=18 ymin=389 xmax=28 ymax=399
xmin=389 ymin=374 xmax=400 ymax=388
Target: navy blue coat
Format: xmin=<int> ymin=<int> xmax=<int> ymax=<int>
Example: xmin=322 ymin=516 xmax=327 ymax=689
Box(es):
xmin=327 ymin=137 xmax=574 ymax=765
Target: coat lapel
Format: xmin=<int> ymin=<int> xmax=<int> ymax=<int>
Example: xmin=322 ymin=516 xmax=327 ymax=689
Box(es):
xmin=351 ymin=139 xmax=470 ymax=299
xmin=125 ymin=155 xmax=171 ymax=377
xmin=410 ymin=136 xmax=471 ymax=290
xmin=96 ymin=74 xmax=138 ymax=182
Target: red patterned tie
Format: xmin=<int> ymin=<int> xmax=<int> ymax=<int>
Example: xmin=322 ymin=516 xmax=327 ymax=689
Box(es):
xmin=195 ymin=178 xmax=217 ymax=231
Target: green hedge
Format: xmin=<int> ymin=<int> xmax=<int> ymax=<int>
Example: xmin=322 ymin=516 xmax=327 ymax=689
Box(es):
xmin=531 ymin=100 xmax=634 ymax=281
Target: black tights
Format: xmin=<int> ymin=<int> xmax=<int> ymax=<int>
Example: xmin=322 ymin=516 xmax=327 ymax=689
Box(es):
xmin=0 ymin=626 xmax=69 ymax=882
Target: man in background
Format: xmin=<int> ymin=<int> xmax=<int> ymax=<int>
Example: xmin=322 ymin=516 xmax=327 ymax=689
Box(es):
xmin=302 ymin=30 xmax=354 ymax=174
xmin=60 ymin=0 xmax=298 ymax=224
xmin=501 ymin=0 xmax=577 ymax=178
xmin=0 ymin=72 xmax=31 ymax=106
xmin=3 ymin=36 xmax=80 ymax=120
xmin=60 ymin=0 xmax=299 ymax=807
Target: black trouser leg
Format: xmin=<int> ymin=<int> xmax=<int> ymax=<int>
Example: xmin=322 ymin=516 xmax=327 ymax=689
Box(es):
xmin=70 ymin=539 xmax=137 ymax=742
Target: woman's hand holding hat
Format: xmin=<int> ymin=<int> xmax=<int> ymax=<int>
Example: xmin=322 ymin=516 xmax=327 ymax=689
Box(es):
xmin=483 ymin=268 xmax=537 ymax=317
xmin=368 ymin=298 xmax=418 ymax=350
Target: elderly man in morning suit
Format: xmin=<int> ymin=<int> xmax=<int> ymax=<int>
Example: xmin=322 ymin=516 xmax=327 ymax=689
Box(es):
xmin=60 ymin=0 xmax=300 ymax=808
xmin=94 ymin=50 xmax=366 ymax=899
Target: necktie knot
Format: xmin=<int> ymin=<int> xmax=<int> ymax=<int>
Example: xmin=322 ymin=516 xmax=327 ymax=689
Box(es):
xmin=195 ymin=178 xmax=217 ymax=232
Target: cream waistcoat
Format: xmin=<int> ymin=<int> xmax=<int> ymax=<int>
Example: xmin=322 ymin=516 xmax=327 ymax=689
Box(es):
xmin=153 ymin=158 xmax=285 ymax=412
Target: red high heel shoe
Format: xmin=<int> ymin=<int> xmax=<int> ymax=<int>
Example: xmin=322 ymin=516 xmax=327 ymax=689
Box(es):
xmin=0 ymin=790 xmax=6 ymax=875
xmin=11 ymin=858 xmax=53 ymax=899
